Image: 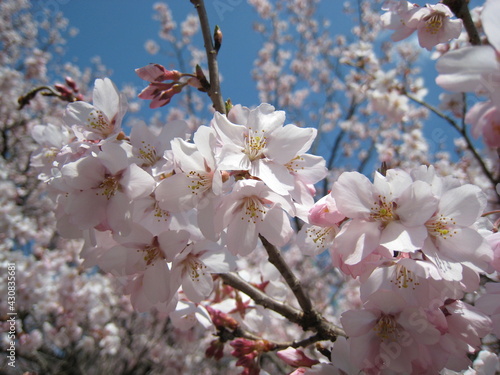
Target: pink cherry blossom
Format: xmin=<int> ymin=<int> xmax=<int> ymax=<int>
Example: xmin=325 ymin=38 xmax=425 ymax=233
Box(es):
xmin=436 ymin=0 xmax=500 ymax=109
xmin=155 ymin=126 xmax=224 ymax=239
xmin=30 ymin=123 xmax=75 ymax=180
xmin=475 ymin=282 xmax=500 ymax=337
xmin=487 ymin=231 xmax=500 ymax=272
xmin=136 ymin=63 xmax=182 ymax=82
xmin=10 ymin=1 xmax=500 ymax=372
xmin=482 ymin=0 xmax=500 ymax=53
xmin=308 ymin=194 xmax=345 ymax=227
xmin=136 ymin=63 xmax=186 ymax=108
xmin=296 ymin=195 xmax=345 ymax=256
xmin=340 ymin=290 xmax=441 ymax=373
xmin=212 ymin=103 xmax=317 ymax=195
xmin=420 ymin=183 xmax=492 ymax=280
xmin=169 ymin=300 xmax=212 ymax=331
xmin=331 ymin=169 xmax=438 ymax=265
xmin=434 ymin=300 xmax=492 ymax=371
xmin=406 ymin=4 xmax=462 ymax=51
xmin=436 ymin=45 xmax=500 ymax=97
xmin=214 ymin=179 xmax=295 ymax=256
xmin=166 ymin=239 xmax=235 ymax=303
xmin=380 ymin=0 xmax=420 ymax=42
xmin=465 ymin=101 xmax=500 ymax=148
xmin=129 ymin=119 xmax=190 ymax=172
xmin=57 ymin=142 xmax=155 ymax=235
xmin=64 ymin=78 xmax=127 ymax=141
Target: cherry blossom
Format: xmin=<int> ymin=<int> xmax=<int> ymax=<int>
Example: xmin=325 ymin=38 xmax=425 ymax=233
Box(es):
xmin=7 ymin=0 xmax=500 ymax=373
xmin=214 ymin=179 xmax=295 ymax=256
xmin=56 ymin=142 xmax=155 ymax=235
xmin=331 ymin=169 xmax=437 ymax=265
xmin=169 ymin=300 xmax=212 ymax=331
xmin=155 ymin=125 xmax=224 ymax=239
xmin=277 ymin=347 xmax=319 ymax=368
xmin=296 ymin=194 xmax=345 ymax=256
xmin=167 ymin=238 xmax=235 ymax=303
xmin=380 ymin=0 xmax=420 ymax=42
xmin=65 ymin=78 xmax=127 ymax=141
xmin=416 ymin=174 xmax=492 ymax=280
xmin=475 ymin=282 xmax=500 ymax=337
xmin=212 ymin=103 xmax=317 ymax=195
xmin=465 ymin=100 xmax=500 ymax=148
xmin=407 ymin=4 xmax=462 ymax=51
xmin=340 ymin=290 xmax=441 ymax=373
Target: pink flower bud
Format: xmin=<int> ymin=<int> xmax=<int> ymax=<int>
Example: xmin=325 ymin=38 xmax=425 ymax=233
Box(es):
xmin=205 ymin=306 xmax=239 ymax=330
xmin=308 ymin=194 xmax=345 ymax=227
xmin=205 ymin=339 xmax=225 ymax=361
xmin=276 ymin=347 xmax=319 ymax=368
xmin=54 ymin=84 xmax=72 ymax=96
xmin=187 ymin=77 xmax=203 ymax=89
xmin=230 ymin=338 xmax=257 ymax=357
xmin=235 ymin=352 xmax=258 ymax=367
xmin=135 ymin=63 xmax=182 ymax=82
xmin=65 ymin=76 xmax=79 ymax=92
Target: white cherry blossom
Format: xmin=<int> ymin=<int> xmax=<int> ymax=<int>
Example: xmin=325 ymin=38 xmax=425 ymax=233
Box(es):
xmin=65 ymin=78 xmax=127 ymax=141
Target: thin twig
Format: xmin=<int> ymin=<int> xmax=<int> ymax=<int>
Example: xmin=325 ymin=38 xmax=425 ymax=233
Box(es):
xmin=190 ymin=0 xmax=225 ymax=114
xmin=405 ymin=92 xmax=498 ymax=187
xmin=273 ymin=332 xmax=326 ymax=350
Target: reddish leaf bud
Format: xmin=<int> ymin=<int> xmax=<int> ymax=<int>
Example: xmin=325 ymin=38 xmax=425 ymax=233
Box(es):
xmin=214 ymin=25 xmax=222 ymax=53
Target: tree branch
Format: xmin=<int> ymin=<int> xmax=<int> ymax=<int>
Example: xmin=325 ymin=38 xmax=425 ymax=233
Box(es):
xmin=260 ymin=235 xmax=314 ymax=314
xmin=190 ymin=0 xmax=226 ymax=114
xmin=259 ymin=236 xmax=346 ymax=341
xmin=442 ymin=0 xmax=481 ymax=46
xmin=217 ymin=324 xmax=328 ymax=351
xmin=218 ymin=272 xmax=304 ymax=322
xmin=218 ymin=272 xmax=346 ymax=341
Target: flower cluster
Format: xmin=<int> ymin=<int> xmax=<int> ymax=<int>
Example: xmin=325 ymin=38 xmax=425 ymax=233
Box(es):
xmin=297 ymin=166 xmax=495 ymax=373
xmin=32 ymin=78 xmax=326 ymax=314
xmin=15 ymin=0 xmax=500 ymax=373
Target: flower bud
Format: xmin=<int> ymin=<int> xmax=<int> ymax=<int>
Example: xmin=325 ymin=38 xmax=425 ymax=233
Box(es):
xmin=65 ymin=76 xmax=79 ymax=92
xmin=136 ymin=63 xmax=182 ymax=82
xmin=214 ymin=25 xmax=222 ymax=53
xmin=277 ymin=347 xmax=319 ymax=368
xmin=54 ymin=84 xmax=72 ymax=96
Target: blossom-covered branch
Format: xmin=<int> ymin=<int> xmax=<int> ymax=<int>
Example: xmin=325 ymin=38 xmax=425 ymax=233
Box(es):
xmin=8 ymin=0 xmax=500 ymax=373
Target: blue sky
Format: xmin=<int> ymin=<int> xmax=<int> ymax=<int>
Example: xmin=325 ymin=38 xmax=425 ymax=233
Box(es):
xmin=57 ymin=0 xmax=484 ymax=109
xmin=56 ymin=0 xmax=485 ymax=170
xmin=58 ymin=1 xmax=354 ymax=112
xmin=59 ymin=0 xmax=266 ymax=108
